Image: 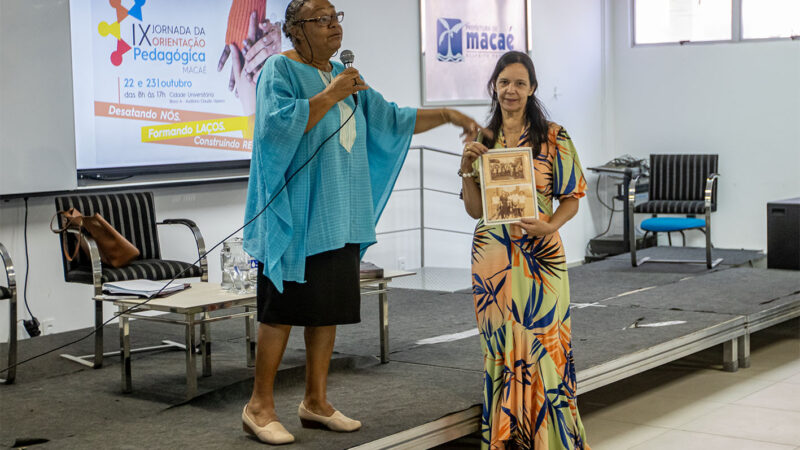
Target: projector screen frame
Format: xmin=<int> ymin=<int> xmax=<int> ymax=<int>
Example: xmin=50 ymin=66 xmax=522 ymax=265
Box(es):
xmin=77 ymin=159 xmax=251 ymax=180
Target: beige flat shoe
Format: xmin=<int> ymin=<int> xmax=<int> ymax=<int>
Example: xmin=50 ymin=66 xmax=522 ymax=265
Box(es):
xmin=298 ymin=401 xmax=361 ymax=432
xmin=242 ymin=405 xmax=295 ymax=445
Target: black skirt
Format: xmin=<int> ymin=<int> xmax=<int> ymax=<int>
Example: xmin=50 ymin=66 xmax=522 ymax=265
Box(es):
xmin=256 ymin=244 xmax=361 ymax=326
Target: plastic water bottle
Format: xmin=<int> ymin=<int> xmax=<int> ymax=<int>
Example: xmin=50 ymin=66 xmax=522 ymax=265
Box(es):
xmin=220 ymin=245 xmax=232 ymax=289
xmin=221 ymin=237 xmax=244 ymax=291
xmin=247 ymin=258 xmax=258 ymax=294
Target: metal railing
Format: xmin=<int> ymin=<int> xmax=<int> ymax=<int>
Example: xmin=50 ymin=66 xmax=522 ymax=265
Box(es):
xmin=375 ymin=146 xmax=472 ymax=267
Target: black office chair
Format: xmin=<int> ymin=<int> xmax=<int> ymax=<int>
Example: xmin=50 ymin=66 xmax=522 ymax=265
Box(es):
xmin=0 ymin=242 xmax=17 ymax=384
xmin=628 ymin=154 xmax=721 ymax=268
xmin=54 ymin=192 xmax=208 ymax=368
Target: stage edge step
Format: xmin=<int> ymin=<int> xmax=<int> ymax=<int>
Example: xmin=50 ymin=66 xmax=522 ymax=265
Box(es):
xmin=351 ymin=405 xmax=481 ymax=450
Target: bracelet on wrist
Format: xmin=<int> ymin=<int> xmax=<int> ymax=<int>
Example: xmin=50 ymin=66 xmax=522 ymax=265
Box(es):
xmin=457 ymin=168 xmax=476 ymax=179
xmin=440 ymin=109 xmax=449 ymax=124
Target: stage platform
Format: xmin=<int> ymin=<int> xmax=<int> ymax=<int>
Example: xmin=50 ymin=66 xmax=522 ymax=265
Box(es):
xmin=2 ymin=247 xmax=798 ymax=449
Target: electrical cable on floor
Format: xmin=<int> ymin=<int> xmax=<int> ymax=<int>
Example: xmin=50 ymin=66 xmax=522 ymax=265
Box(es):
xmin=591 ymin=176 xmax=619 ymax=239
xmin=595 ymin=173 xmax=620 ymax=212
xmin=586 ymin=175 xmax=620 ymax=258
xmin=594 ymin=203 xmax=616 ymax=239
xmin=22 ymin=198 xmax=41 ymax=337
xmin=585 ymin=206 xmax=617 ymax=258
xmin=0 ymin=101 xmax=359 ymax=374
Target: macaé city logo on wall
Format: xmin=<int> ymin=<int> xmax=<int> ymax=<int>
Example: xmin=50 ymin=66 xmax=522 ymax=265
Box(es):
xmin=436 ymin=16 xmax=518 ymax=63
xmin=97 ymin=0 xmax=146 ymax=66
xmin=437 ymin=18 xmax=464 ymax=62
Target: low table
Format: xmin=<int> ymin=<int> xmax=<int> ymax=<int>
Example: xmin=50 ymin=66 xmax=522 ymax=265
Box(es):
xmin=360 ymin=270 xmax=415 ymax=363
xmin=96 ymin=271 xmax=414 ymax=398
xmin=95 ymin=283 xmax=257 ymax=399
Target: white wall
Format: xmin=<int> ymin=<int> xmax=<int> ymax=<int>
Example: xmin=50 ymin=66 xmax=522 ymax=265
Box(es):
xmin=609 ymin=1 xmax=800 ymax=249
xmin=0 ymin=0 xmax=607 ymax=341
xmin=529 ymin=0 xmax=607 ymax=263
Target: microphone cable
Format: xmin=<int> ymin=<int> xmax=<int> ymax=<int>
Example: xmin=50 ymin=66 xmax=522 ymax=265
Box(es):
xmin=0 ymin=95 xmax=359 ymax=375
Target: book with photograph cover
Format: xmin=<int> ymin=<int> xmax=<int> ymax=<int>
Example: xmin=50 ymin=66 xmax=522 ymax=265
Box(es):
xmin=478 ymin=147 xmax=538 ymax=225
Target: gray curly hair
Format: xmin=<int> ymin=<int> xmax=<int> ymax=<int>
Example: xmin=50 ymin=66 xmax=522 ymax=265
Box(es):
xmin=282 ymin=0 xmax=310 ymax=43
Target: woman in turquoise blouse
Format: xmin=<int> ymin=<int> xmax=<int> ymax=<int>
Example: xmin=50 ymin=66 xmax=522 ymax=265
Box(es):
xmin=241 ymin=0 xmax=481 ymax=444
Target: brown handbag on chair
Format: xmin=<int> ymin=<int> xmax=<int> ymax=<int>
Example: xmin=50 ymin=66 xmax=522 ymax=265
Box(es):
xmin=50 ymin=208 xmax=140 ymax=268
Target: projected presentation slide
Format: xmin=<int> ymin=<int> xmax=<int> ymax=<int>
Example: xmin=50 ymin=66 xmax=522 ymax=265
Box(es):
xmin=70 ymin=0 xmax=291 ymax=172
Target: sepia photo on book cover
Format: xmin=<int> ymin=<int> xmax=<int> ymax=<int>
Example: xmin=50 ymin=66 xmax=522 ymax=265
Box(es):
xmin=478 ymin=147 xmax=538 ymax=225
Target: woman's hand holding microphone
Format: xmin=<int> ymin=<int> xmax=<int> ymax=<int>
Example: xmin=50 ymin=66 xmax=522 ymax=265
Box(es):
xmin=325 ymin=68 xmax=369 ymax=104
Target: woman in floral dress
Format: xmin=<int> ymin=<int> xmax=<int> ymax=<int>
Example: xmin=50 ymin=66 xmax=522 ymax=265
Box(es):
xmin=459 ymin=51 xmax=590 ymax=449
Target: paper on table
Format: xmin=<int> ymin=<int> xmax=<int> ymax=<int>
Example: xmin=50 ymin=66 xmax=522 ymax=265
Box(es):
xmin=102 ymin=280 xmax=189 ymax=298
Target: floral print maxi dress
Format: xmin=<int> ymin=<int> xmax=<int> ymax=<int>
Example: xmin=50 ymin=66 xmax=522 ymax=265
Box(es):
xmin=471 ymin=123 xmax=589 ymax=449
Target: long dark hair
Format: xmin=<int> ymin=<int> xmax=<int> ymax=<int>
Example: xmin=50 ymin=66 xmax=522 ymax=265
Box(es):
xmin=481 ymin=51 xmax=549 ymax=156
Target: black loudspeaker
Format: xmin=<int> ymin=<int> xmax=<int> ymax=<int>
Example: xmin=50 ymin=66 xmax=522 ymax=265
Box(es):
xmin=767 ymin=197 xmax=800 ymax=270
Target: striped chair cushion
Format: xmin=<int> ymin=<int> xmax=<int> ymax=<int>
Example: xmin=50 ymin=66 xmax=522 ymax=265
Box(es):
xmin=648 ymin=154 xmax=718 ymax=212
xmin=65 ymin=259 xmax=203 ymax=284
xmin=634 ymin=200 xmax=707 ymax=215
xmin=55 ymin=192 xmax=161 ymax=274
xmin=0 ymin=286 xmax=10 ymax=300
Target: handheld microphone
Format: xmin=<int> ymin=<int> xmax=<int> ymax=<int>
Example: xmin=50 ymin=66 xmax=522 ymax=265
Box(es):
xmin=340 ymin=49 xmax=354 ymax=68
xmin=339 ymin=49 xmax=358 ymax=105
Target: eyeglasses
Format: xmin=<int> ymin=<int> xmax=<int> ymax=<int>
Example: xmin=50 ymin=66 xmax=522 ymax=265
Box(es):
xmin=296 ymin=11 xmax=344 ymax=27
